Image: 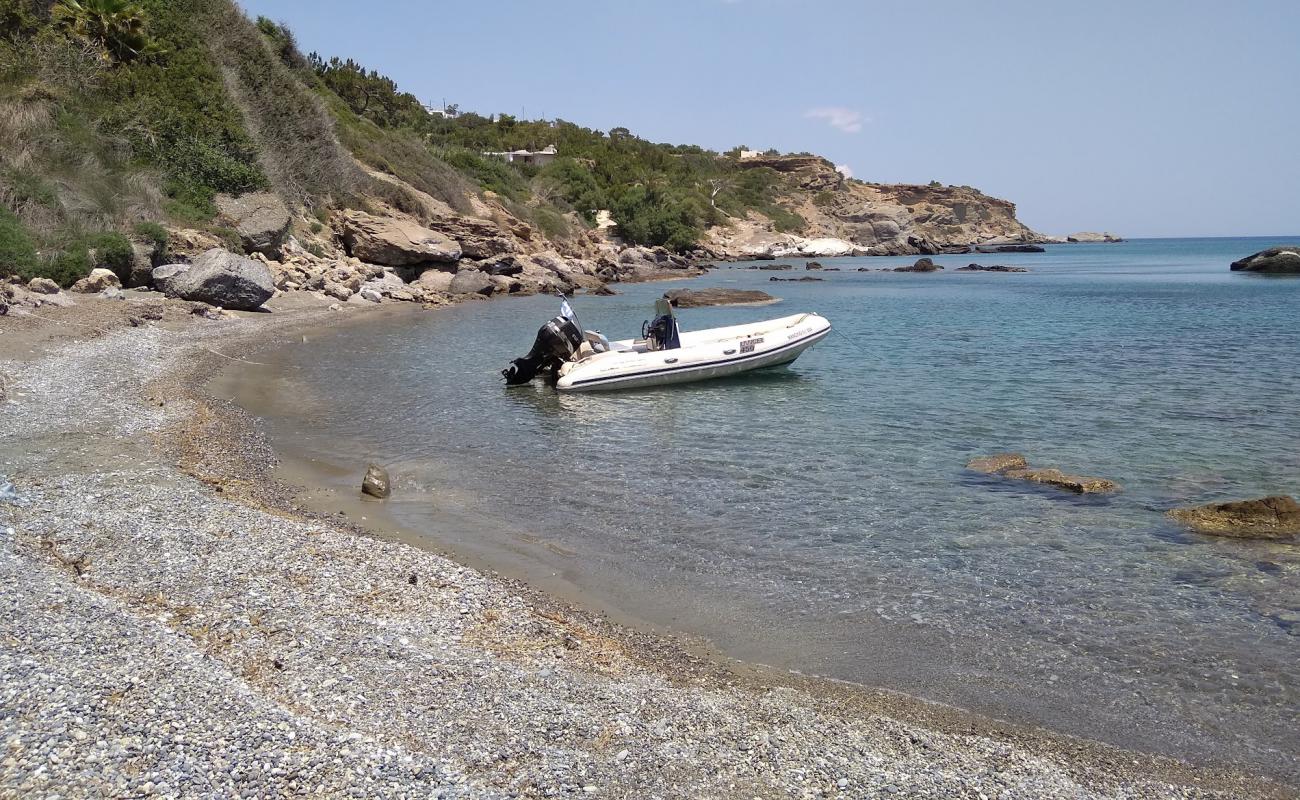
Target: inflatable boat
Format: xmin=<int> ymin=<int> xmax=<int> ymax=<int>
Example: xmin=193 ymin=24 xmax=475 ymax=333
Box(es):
xmin=503 ymin=298 xmax=831 ymax=392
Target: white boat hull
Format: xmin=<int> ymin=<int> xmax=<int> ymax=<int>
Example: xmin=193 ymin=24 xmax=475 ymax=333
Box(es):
xmin=556 ymin=313 xmax=830 ymax=392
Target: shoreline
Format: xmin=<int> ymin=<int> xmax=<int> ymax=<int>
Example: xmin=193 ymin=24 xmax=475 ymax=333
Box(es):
xmin=0 ymin=293 xmax=1292 ymax=798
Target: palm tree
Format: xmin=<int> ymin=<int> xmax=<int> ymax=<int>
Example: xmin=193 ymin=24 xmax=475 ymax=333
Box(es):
xmin=53 ymin=0 xmax=156 ymax=63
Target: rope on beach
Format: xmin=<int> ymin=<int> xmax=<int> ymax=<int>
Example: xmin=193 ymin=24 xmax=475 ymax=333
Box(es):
xmin=202 ymin=347 xmax=269 ymax=366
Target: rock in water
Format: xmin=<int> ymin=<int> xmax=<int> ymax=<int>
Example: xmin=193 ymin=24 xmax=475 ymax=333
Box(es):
xmin=1067 ymin=232 xmax=1123 ymax=243
xmin=341 ymin=211 xmax=462 ymax=266
xmin=664 ymin=288 xmax=777 ymax=308
xmin=956 ymin=263 xmax=1029 ymax=272
xmin=1168 ymin=496 xmax=1300 ymax=539
xmin=966 ymin=453 xmax=1118 ymax=494
xmin=965 ymin=453 xmax=1028 ymax=474
xmin=895 ymin=257 xmax=940 ymax=272
xmin=1001 ymin=468 xmax=1119 ymax=494
xmin=70 ymin=268 xmax=121 ymax=293
xmin=362 ymin=464 xmax=391 ymax=499
xmin=215 ymin=192 xmax=292 ymax=257
xmin=162 ymin=249 xmax=274 ymax=310
xmin=1229 ymin=246 xmax=1300 ymax=274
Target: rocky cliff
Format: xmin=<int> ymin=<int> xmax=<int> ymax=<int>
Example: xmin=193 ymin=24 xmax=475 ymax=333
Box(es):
xmin=705 ymin=155 xmax=1042 ymax=259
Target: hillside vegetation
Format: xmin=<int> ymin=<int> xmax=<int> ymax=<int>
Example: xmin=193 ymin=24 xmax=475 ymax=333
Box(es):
xmin=0 ymin=0 xmax=1037 ymax=287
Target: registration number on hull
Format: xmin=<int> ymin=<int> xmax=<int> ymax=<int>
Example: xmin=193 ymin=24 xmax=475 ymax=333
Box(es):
xmin=739 ymin=337 xmax=764 ymax=353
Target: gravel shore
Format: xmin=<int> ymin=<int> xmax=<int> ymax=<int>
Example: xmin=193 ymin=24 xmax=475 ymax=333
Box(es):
xmin=0 ymin=299 xmax=1290 ymax=798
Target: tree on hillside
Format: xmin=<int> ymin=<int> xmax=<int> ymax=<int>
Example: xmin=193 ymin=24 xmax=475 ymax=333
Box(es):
xmin=53 ymin=0 xmax=157 ymax=63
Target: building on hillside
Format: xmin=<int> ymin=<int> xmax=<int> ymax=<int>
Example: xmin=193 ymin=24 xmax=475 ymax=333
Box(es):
xmin=738 ymin=149 xmax=762 ymax=160
xmin=481 ymin=145 xmax=558 ymax=166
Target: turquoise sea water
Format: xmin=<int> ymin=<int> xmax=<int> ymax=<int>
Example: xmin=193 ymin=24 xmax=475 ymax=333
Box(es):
xmin=244 ymin=238 xmax=1299 ymax=780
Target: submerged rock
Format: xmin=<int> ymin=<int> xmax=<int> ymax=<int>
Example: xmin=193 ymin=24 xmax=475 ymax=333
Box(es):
xmin=966 ymin=453 xmax=1119 ymax=494
xmin=664 ymin=288 xmax=776 ymax=307
xmin=805 ymin=261 xmax=824 ymax=270
xmin=1001 ymin=468 xmax=1119 ymax=494
xmin=1168 ymin=496 xmax=1300 ymax=539
xmin=362 ymin=464 xmax=391 ymax=499
xmin=956 ymin=263 xmax=1029 ymax=272
xmin=1229 ymin=246 xmax=1300 ymax=274
xmin=965 ymin=453 xmax=1028 ymax=474
xmin=755 ymin=263 xmax=793 ymax=271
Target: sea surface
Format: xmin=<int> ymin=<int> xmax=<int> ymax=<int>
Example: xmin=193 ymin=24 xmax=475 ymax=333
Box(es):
xmin=230 ymin=238 xmax=1300 ymax=781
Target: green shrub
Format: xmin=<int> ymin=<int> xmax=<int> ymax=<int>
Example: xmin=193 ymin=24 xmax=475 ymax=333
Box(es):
xmin=84 ymin=230 xmax=133 ymax=279
xmin=309 ymin=220 xmax=323 ymax=234
xmin=0 ymin=208 xmax=39 ymax=279
xmin=812 ymin=191 xmax=835 ymax=207
xmin=44 ymin=246 xmax=91 ymax=286
xmin=531 ymin=205 xmax=570 ymax=240
xmin=133 ymin=220 xmax=168 ymax=249
xmin=211 ymin=226 xmax=242 ymax=252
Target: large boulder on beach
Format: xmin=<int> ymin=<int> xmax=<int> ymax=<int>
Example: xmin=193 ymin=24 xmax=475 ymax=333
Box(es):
xmin=664 ymin=288 xmax=777 ymax=308
xmin=27 ymin=277 xmax=60 ymax=294
xmin=448 ymin=268 xmax=494 ymax=296
xmin=341 ymin=210 xmax=462 ymax=266
xmin=70 ymin=268 xmax=120 ymax=293
xmin=1167 ymin=496 xmax=1300 ymax=539
xmin=215 ymin=192 xmax=291 ymax=257
xmin=1229 ymin=246 xmax=1300 ymax=274
xmin=157 ymin=248 xmax=274 ymax=310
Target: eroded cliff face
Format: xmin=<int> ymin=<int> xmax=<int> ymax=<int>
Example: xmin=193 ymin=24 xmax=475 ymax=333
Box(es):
xmin=705 ymin=155 xmax=1041 ymax=259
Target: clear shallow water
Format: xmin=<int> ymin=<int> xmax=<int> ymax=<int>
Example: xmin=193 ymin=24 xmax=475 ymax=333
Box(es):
xmin=240 ymin=238 xmax=1299 ymax=780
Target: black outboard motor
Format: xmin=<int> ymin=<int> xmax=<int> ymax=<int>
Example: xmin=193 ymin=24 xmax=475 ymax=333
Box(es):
xmin=502 ymin=315 xmax=584 ymax=385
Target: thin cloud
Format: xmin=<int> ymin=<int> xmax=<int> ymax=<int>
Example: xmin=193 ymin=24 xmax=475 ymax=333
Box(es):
xmin=835 ymin=164 xmax=854 ymax=179
xmin=804 ymin=107 xmax=866 ymax=134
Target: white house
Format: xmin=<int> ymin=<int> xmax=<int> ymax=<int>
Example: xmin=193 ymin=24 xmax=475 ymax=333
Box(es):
xmin=482 ymin=144 xmax=558 ymax=167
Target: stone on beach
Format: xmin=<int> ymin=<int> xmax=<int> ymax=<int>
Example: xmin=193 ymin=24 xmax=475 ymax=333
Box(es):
xmin=362 ymin=464 xmax=391 ymax=498
xmin=70 ymin=268 xmax=121 ymax=294
xmin=27 ymin=277 xmax=60 ymax=294
xmin=448 ymin=269 xmax=494 ymax=296
xmin=663 ymin=288 xmax=776 ymax=308
xmin=157 ymin=249 xmax=275 ymax=311
xmin=1167 ymin=495 xmax=1300 ymax=540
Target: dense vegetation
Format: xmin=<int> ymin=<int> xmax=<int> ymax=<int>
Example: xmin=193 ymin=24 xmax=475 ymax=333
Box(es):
xmin=0 ymin=0 xmax=809 ymax=286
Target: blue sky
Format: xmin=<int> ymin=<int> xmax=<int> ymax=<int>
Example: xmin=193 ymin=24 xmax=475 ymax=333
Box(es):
xmin=238 ymin=0 xmax=1299 ymax=237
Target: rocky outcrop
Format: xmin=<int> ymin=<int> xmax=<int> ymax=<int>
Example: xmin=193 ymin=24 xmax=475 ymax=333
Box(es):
xmin=894 ymin=258 xmax=940 ymax=273
xmin=736 ymin=154 xmax=843 ymax=192
xmin=1067 ymin=232 xmax=1123 ymax=243
xmin=1168 ymin=496 xmax=1300 ymax=539
xmin=215 ymin=192 xmax=292 ymax=257
xmin=664 ymin=288 xmax=777 ymax=308
xmin=1230 ymin=246 xmax=1300 ymax=274
xmin=340 ymin=211 xmax=462 ymax=266
xmin=156 ymin=249 xmax=275 ymax=310
xmin=70 ymin=268 xmax=121 ymax=293
xmin=966 ymin=453 xmax=1119 ymax=494
xmin=956 ymin=263 xmax=1029 ymax=272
